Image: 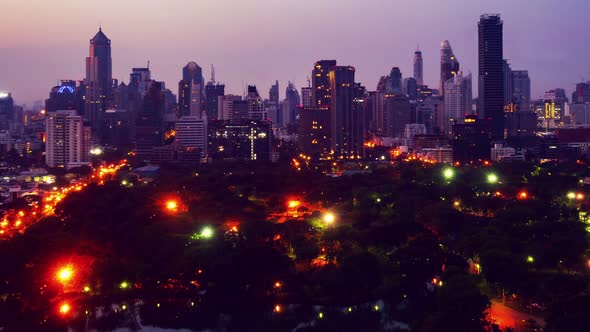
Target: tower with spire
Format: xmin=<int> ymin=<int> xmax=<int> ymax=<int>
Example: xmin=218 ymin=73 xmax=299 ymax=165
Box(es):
xmin=440 ymin=40 xmax=460 ymax=95
xmin=85 ymin=27 xmax=112 ymax=134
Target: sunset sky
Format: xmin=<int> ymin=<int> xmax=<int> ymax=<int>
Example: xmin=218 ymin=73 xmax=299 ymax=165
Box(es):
xmin=1 ymin=0 xmax=588 ymax=106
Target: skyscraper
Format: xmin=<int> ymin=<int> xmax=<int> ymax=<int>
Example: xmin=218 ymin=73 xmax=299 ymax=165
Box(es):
xmin=46 ymin=110 xmax=91 ymax=168
xmin=503 ymin=60 xmax=513 ymax=106
xmin=478 ymin=14 xmax=504 ymax=140
xmin=283 ymin=82 xmax=301 ymax=126
xmin=444 ymin=72 xmax=473 ymax=134
xmin=329 ymin=66 xmax=363 ymax=158
xmin=136 ymin=81 xmax=165 ymax=160
xmin=440 ymin=40 xmax=460 ymax=94
xmin=414 ymin=47 xmax=424 ymax=86
xmin=246 ymin=86 xmax=266 ymax=121
xmin=301 ymin=87 xmax=312 ymax=108
xmin=205 ymin=69 xmax=225 ymax=121
xmin=269 ymin=80 xmax=279 ymax=104
xmin=511 ymin=70 xmax=531 ymax=112
xmin=0 ymin=92 xmax=14 ymax=132
xmin=403 ymin=77 xmax=418 ymax=100
xmin=389 ymin=67 xmax=402 ymax=95
xmin=178 ymin=62 xmax=204 ymax=118
xmin=85 ymin=28 xmax=112 ymax=133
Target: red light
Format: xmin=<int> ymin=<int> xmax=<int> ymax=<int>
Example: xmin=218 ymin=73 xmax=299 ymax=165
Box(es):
xmin=518 ymin=191 xmax=528 ymax=200
xmin=577 ymin=193 xmax=585 ymax=201
xmin=59 ymin=302 xmax=71 ymax=315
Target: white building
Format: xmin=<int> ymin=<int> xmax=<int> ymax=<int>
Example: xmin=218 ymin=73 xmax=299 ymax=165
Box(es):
xmin=45 ymin=110 xmax=91 ymax=168
xmin=444 ymin=71 xmax=472 ymax=134
xmin=217 ymin=95 xmax=242 ymax=120
xmin=175 ymin=116 xmax=207 ymax=158
xmin=491 ymin=144 xmax=516 ymax=161
xmin=404 ymin=123 xmax=426 ymax=148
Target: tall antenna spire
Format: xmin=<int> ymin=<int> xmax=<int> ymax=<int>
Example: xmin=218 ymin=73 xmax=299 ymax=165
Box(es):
xmin=211 ymin=64 xmax=215 ymax=83
xmin=147 ymin=60 xmax=150 ymax=69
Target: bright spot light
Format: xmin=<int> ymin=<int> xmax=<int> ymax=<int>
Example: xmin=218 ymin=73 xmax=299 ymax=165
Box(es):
xmin=487 ymin=173 xmax=499 ymax=184
xmin=526 ymin=256 xmax=535 ymax=263
xmin=442 ymin=168 xmax=455 ymax=180
xmin=274 ymin=304 xmax=282 ymax=313
xmin=121 ymin=304 xmax=127 ymax=310
xmin=323 ymin=212 xmax=336 ymax=225
xmin=83 ymin=286 xmax=91 ymax=292
xmin=288 ymin=200 xmax=301 ymax=209
xmin=374 ymin=305 xmax=380 ymax=311
xmin=57 ymin=265 xmax=74 ymax=283
xmin=90 ymin=147 xmax=103 ymax=156
xmin=59 ymin=303 xmax=71 ymax=315
xmin=119 ymin=281 xmax=130 ymax=289
xmin=200 ymin=226 xmax=214 ymax=239
xmin=577 ymin=193 xmax=585 ymax=200
xmin=318 ymin=312 xmax=324 ymax=319
xmin=166 ymin=200 xmax=178 ymax=211
xmin=274 ymin=281 xmax=282 ymax=288
xmin=567 ymin=192 xmax=576 ymax=199
xmin=518 ymin=191 xmax=528 ymax=200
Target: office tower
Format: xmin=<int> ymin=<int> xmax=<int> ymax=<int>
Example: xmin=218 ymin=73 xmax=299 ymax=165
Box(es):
xmin=416 ymin=96 xmax=444 ymax=134
xmin=0 ymin=92 xmax=15 ymax=132
xmin=312 ymin=60 xmax=337 ymax=109
xmin=440 ymin=40 xmax=460 ymax=94
xmin=301 ymin=87 xmax=312 ymax=107
xmin=178 ymin=62 xmax=204 ymax=118
xmin=503 ymin=60 xmax=513 ymax=106
xmin=283 ymin=81 xmax=301 ymax=125
xmin=218 ymin=95 xmax=242 ymax=120
xmin=329 ymin=66 xmax=363 ymax=158
xmin=372 ymin=76 xmax=390 ymax=134
xmin=45 ymin=81 xmax=81 ymax=114
xmin=175 ymin=116 xmax=207 ymax=158
xmin=45 ymin=110 xmax=91 ymax=168
xmin=129 ymin=67 xmax=152 ymax=97
xmin=389 ymin=67 xmax=402 ymax=95
xmin=511 ymin=70 xmax=531 ymax=112
xmin=403 ymin=77 xmax=418 ymax=100
xmin=444 ymin=72 xmax=472 ymax=134
xmin=452 ymin=115 xmax=491 ymax=163
xmin=572 ymin=82 xmax=590 ymax=104
xmin=85 ymin=28 xmax=112 ymax=133
xmin=383 ymin=94 xmax=412 ymax=138
xmin=209 ymin=120 xmax=273 ymax=161
xmin=352 ymin=83 xmax=366 ymax=157
xmin=135 ymin=81 xmax=165 ymax=160
xmin=414 ymin=46 xmax=424 ymax=86
xmin=246 ymin=86 xmax=267 ymax=121
xmin=478 ymin=14 xmax=504 ymax=140
xmin=544 ymin=88 xmax=568 ymax=120
xmin=269 ymin=80 xmax=279 ymax=104
xmin=205 ymin=83 xmax=225 ymax=121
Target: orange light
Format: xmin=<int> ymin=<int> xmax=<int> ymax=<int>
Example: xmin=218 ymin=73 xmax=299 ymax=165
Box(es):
xmin=57 ymin=265 xmax=74 ymax=283
xmin=59 ymin=303 xmax=71 ymax=315
xmin=518 ymin=191 xmax=528 ymax=200
xmin=274 ymin=304 xmax=282 ymax=313
xmin=166 ymin=200 xmax=178 ymax=211
xmin=576 ymin=193 xmax=585 ymax=201
xmin=274 ymin=281 xmax=282 ymax=288
xmin=288 ymin=200 xmax=301 ymax=209
xmin=231 ymin=226 xmax=238 ymax=232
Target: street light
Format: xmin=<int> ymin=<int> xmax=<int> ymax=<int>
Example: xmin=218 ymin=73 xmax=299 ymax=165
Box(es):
xmin=200 ymin=226 xmax=214 ymax=239
xmin=442 ymin=168 xmax=455 ymax=180
xmin=56 ymin=265 xmax=74 ymax=284
xmin=526 ymin=256 xmax=535 ymax=264
xmin=323 ymin=212 xmax=336 ymax=225
xmin=487 ymin=173 xmax=499 ymax=184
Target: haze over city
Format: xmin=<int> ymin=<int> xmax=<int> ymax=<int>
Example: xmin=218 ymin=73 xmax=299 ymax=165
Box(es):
xmin=1 ymin=0 xmax=589 ymax=105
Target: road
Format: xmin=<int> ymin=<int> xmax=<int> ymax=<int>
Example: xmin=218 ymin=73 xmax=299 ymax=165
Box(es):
xmin=489 ymin=300 xmax=545 ymax=331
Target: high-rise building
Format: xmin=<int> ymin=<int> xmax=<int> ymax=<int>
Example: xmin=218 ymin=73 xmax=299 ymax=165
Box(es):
xmin=444 ymin=72 xmax=472 ymax=134
xmin=246 ymin=86 xmax=266 ymax=121
xmin=383 ymin=94 xmax=412 ymax=138
xmin=283 ymin=82 xmax=301 ymax=126
xmin=440 ymin=40 xmax=460 ymax=94
xmin=478 ymin=14 xmax=505 ymax=140
xmin=0 ymin=92 xmax=15 ymax=132
xmin=414 ymin=47 xmax=424 ymax=86
xmin=217 ymin=95 xmax=244 ymax=121
xmin=269 ymin=80 xmax=279 ymax=104
xmin=45 ymin=110 xmax=91 ymax=168
xmin=329 ymin=66 xmax=364 ymax=158
xmin=130 ymin=67 xmax=152 ymax=97
xmin=511 ymin=70 xmax=531 ymax=112
xmin=205 ymin=82 xmax=225 ymax=120
xmin=301 ymin=87 xmax=312 ymax=108
xmin=175 ymin=116 xmax=207 ymax=158
xmin=389 ymin=67 xmax=402 ymax=95
xmin=572 ymin=82 xmax=590 ymax=104
xmin=403 ymin=77 xmax=418 ymax=100
xmin=135 ymin=81 xmax=165 ymax=160
xmin=503 ymin=60 xmax=513 ymax=106
xmin=178 ymin=62 xmax=204 ymax=118
xmin=85 ymin=28 xmax=112 ymax=133
xmin=45 ymin=81 xmax=83 ymax=114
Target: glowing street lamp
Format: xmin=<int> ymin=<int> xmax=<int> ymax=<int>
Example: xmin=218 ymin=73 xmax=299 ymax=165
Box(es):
xmin=200 ymin=226 xmax=214 ymax=239
xmin=567 ymin=192 xmax=576 ymax=200
xmin=165 ymin=200 xmax=178 ymax=212
xmin=119 ymin=281 xmax=130 ymax=289
xmin=517 ymin=191 xmax=529 ymax=200
xmin=442 ymin=168 xmax=455 ymax=180
xmin=59 ymin=303 xmax=71 ymax=315
xmin=526 ymin=256 xmax=535 ymax=264
xmin=288 ymin=200 xmax=301 ymax=209
xmin=487 ymin=173 xmax=499 ymax=184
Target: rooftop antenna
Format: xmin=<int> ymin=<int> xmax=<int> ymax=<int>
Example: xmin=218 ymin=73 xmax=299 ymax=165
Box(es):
xmin=147 ymin=60 xmax=150 ymax=70
xmin=307 ymin=76 xmax=311 ymax=88
xmin=242 ymin=80 xmax=245 ymax=97
xmin=211 ymin=64 xmax=216 ymax=83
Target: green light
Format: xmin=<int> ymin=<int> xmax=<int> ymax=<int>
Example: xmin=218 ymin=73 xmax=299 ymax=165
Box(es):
xmin=119 ymin=281 xmax=129 ymax=289
xmin=567 ymin=192 xmax=576 ymax=199
xmin=318 ymin=312 xmax=324 ymax=319
xmin=374 ymin=305 xmax=380 ymax=311
xmin=487 ymin=173 xmax=499 ymax=184
xmin=442 ymin=168 xmax=455 ymax=180
xmin=526 ymin=256 xmax=534 ymax=263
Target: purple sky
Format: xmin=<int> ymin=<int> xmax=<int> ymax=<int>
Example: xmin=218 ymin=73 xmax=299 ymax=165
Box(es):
xmin=1 ymin=0 xmax=589 ymax=106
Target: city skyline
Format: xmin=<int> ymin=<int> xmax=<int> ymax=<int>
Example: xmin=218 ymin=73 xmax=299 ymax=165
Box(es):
xmin=1 ymin=0 xmax=589 ymax=105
